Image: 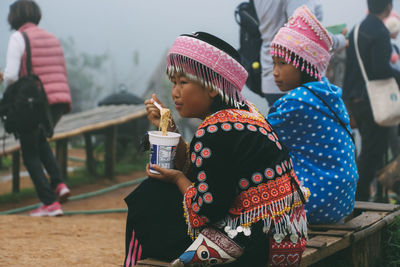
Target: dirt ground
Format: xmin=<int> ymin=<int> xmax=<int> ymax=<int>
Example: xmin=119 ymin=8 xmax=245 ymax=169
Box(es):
xmin=0 ymin=148 xmax=148 ymax=266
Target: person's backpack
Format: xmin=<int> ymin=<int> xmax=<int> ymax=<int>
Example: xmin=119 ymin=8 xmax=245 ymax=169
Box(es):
xmin=0 ymin=32 xmax=53 ymax=138
xmin=235 ymin=0 xmax=263 ymax=97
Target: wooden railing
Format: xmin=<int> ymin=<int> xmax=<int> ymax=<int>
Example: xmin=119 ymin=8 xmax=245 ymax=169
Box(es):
xmin=0 ymin=104 xmax=147 ymax=193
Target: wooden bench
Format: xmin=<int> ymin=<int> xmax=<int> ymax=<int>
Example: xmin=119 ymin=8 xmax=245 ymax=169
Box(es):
xmin=0 ymin=104 xmax=146 ymax=193
xmin=136 ymin=201 xmax=400 ymax=267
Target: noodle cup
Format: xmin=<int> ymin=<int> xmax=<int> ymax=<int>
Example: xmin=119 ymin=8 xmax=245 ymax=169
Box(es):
xmin=148 ymin=131 xmax=181 ymax=174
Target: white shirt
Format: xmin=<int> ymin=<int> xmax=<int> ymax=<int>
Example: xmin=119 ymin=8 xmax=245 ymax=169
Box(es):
xmin=4 ymin=31 xmax=25 ymax=87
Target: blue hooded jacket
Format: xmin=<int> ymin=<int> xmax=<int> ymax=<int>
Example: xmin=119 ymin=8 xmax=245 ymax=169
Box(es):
xmin=268 ymin=78 xmax=359 ymax=224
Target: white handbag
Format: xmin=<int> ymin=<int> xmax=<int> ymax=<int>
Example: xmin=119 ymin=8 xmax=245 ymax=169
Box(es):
xmin=354 ymin=23 xmax=400 ymax=126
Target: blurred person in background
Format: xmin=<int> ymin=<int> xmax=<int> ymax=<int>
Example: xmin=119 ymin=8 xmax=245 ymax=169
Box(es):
xmin=384 ymin=12 xmax=400 ymax=159
xmin=2 ymin=0 xmax=72 ymax=216
xmin=385 ymin=11 xmax=400 ymax=72
xmin=343 ymin=0 xmax=400 ymax=202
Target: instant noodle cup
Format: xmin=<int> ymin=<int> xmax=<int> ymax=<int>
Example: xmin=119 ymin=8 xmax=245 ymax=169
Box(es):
xmin=148 ymin=131 xmax=181 ymax=174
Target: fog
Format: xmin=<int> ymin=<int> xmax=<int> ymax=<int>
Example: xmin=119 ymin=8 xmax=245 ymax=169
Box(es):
xmin=0 ymin=0 xmax=398 ymax=113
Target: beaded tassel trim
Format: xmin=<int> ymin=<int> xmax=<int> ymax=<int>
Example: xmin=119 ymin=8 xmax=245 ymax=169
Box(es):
xmin=223 ymin=186 xmax=310 ymax=242
xmin=183 ymin=184 xmax=310 ymax=241
xmin=167 ymin=54 xmax=245 ymax=108
xmin=270 ymin=44 xmax=322 ymax=80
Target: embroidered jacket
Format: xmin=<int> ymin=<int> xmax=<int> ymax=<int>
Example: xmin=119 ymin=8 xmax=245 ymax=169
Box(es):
xmin=183 ymin=102 xmax=309 ymax=242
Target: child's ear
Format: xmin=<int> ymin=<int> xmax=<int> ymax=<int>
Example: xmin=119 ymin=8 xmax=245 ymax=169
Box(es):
xmin=207 ymin=87 xmax=219 ymax=98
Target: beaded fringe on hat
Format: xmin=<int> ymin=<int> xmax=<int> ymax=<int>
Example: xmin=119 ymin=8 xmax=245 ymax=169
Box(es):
xmin=167 ymin=54 xmax=245 ymax=108
xmin=271 ymin=44 xmax=322 ymax=81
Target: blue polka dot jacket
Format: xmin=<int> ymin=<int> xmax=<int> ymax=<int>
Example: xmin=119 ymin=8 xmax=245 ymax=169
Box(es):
xmin=268 ymin=78 xmax=359 ymax=224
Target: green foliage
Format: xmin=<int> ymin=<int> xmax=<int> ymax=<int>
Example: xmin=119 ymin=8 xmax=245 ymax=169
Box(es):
xmin=0 ymin=187 xmax=38 ymax=204
xmin=0 ymin=155 xmax=13 ymax=171
xmin=382 ymin=215 xmax=400 ymax=267
xmin=115 ymin=150 xmax=148 ymax=175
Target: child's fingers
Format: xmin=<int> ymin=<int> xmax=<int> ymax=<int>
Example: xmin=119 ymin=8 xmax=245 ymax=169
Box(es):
xmin=146 ymin=106 xmax=161 ymax=118
xmin=152 ymin=94 xmax=165 ymax=108
xmin=144 ymin=99 xmax=153 ymax=105
xmin=145 ymin=101 xmax=160 ymax=113
xmin=152 ymin=164 xmax=170 ymax=175
xmin=146 ymin=164 xmax=165 ymax=178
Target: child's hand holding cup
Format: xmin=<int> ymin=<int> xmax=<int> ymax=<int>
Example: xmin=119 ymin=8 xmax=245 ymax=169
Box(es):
xmin=148 ymin=130 xmax=181 ymax=174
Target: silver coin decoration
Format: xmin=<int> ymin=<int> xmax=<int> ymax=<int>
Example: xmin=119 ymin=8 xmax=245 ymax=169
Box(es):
xmin=243 ymin=228 xmax=251 ymax=236
xmin=228 ymin=229 xmax=238 ymax=239
xmin=273 ymin=233 xmax=281 ymax=243
xmin=290 ymin=234 xmax=299 ymax=243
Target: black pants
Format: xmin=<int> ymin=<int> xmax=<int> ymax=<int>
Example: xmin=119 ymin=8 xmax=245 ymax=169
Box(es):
xmin=348 ymin=100 xmax=390 ymax=201
xmin=19 ymin=104 xmax=67 ymax=205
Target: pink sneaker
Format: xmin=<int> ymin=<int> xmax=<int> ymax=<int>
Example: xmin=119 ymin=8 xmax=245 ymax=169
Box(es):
xmin=30 ymin=202 xmax=63 ymax=217
xmin=55 ymin=183 xmax=71 ymax=203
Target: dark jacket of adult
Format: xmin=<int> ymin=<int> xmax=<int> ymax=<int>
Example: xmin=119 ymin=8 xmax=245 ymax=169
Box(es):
xmin=343 ymin=14 xmax=400 ymax=102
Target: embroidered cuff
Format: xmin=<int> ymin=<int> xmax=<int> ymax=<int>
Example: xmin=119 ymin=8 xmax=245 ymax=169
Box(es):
xmin=183 ymin=185 xmax=209 ymax=239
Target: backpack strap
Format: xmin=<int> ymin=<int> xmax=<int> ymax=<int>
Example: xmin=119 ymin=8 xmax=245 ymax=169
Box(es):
xmin=21 ymin=32 xmax=33 ymax=75
xmin=394 ymin=43 xmax=400 ymax=55
xmin=302 ymin=86 xmax=355 ymax=144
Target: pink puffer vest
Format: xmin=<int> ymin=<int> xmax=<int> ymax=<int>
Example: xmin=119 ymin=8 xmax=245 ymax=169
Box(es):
xmin=19 ymin=23 xmax=71 ymax=111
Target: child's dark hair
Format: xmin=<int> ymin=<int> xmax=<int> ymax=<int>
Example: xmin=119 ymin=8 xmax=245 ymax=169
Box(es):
xmin=367 ymin=0 xmax=392 ymax=15
xmin=209 ymin=94 xmax=237 ymax=113
xmin=289 ymin=55 xmax=319 ymax=84
xmin=300 ymin=67 xmax=319 ymax=85
xmin=8 ymin=0 xmax=41 ymax=30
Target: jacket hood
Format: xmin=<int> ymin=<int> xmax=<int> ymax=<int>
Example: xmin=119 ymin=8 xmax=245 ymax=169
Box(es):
xmin=302 ymin=77 xmax=349 ymax=125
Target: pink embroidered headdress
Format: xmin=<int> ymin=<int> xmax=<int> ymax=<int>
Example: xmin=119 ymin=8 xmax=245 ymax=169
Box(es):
xmin=166 ymin=32 xmax=248 ymax=107
xmin=270 ymin=6 xmax=333 ymax=80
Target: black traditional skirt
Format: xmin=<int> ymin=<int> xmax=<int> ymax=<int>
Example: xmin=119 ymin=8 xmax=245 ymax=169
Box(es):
xmin=124 ymin=178 xmax=192 ymax=265
xmin=124 ymin=178 xmax=270 ymax=267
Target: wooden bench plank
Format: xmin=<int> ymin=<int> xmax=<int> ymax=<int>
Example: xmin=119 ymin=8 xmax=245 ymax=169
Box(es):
xmin=301 ymin=235 xmax=351 ymax=266
xmin=302 ymin=247 xmax=318 ymax=258
xmin=354 ymin=201 xmax=399 ymax=212
xmin=346 ymin=211 xmax=388 ymax=231
xmin=308 ymin=230 xmax=350 ymax=237
xmin=306 ymin=239 xmax=327 ymax=248
xmin=52 ymin=105 xmax=147 ymax=140
xmin=137 ymin=259 xmax=170 ymax=266
xmin=309 ymin=223 xmax=360 ymax=231
xmin=351 ymin=209 xmax=400 ymax=242
xmin=309 ymin=211 xmax=388 ymax=232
